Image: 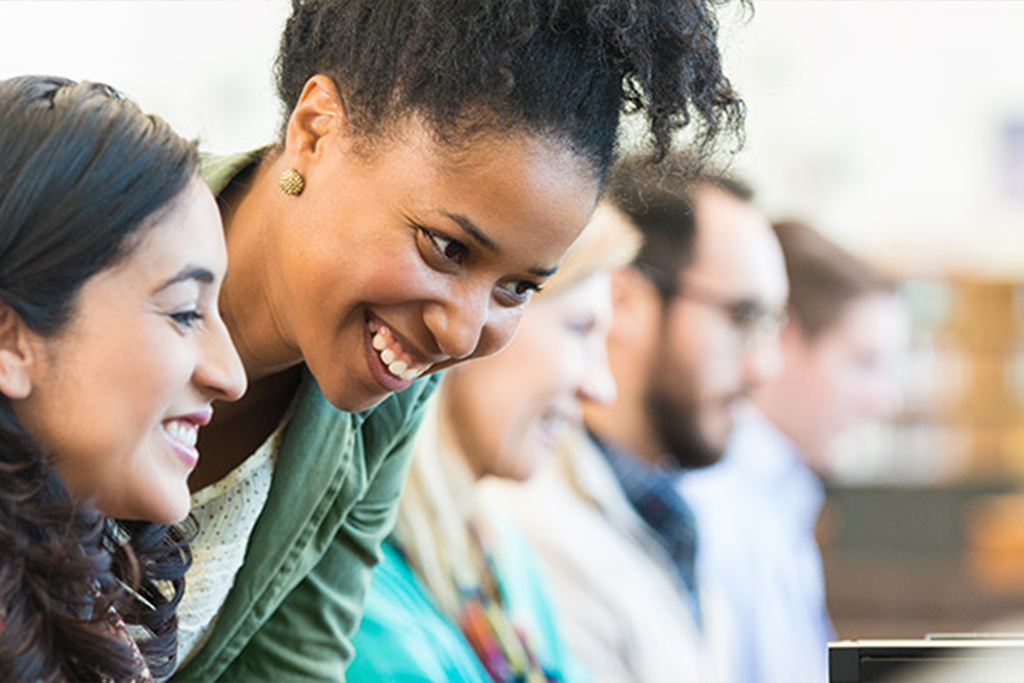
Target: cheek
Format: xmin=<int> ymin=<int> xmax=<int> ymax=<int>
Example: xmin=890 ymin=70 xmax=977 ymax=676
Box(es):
xmin=551 ymin=337 xmax=589 ymax=396
xmin=668 ymin=311 xmax=723 ymax=380
xmin=446 ymin=368 xmax=510 ymax=464
xmin=513 ymin=317 xmax=577 ymax=400
xmin=339 ymin=256 xmax=436 ymax=312
xmin=475 ymin=307 xmax=526 ymax=359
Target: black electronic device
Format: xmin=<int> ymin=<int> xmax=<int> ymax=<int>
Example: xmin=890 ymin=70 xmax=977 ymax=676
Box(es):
xmin=829 ymin=635 xmax=1024 ymax=682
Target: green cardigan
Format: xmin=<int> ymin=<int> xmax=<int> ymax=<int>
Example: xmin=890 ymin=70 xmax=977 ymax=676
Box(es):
xmin=172 ymin=151 xmax=440 ymax=682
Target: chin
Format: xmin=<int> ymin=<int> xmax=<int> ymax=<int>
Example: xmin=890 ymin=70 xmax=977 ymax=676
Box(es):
xmin=145 ymin=503 xmax=191 ymax=526
xmin=501 ymin=465 xmax=534 ymax=483
xmin=140 ymin=488 xmax=193 ymax=526
xmin=507 ymin=446 xmax=544 ymax=482
xmin=322 ymin=383 xmax=391 ymax=413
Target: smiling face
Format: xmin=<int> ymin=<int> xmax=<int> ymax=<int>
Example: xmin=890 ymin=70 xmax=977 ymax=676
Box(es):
xmin=442 ymin=271 xmax=617 ymax=481
xmin=12 ymin=178 xmax=247 ymax=523
xmin=250 ymin=82 xmax=600 ymax=412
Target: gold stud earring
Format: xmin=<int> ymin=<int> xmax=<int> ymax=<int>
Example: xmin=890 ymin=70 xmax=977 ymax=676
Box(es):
xmin=279 ymin=168 xmax=305 ymax=197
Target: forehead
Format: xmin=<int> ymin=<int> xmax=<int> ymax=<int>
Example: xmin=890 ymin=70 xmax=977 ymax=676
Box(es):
xmin=361 ymin=119 xmax=601 ymax=267
xmin=103 ymin=179 xmax=225 ymax=283
xmin=684 ymin=185 xmax=789 ymax=303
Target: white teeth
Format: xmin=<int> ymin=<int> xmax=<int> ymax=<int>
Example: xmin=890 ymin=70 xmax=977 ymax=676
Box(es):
xmin=164 ymin=420 xmax=198 ymax=448
xmin=369 ymin=320 xmax=425 ymax=382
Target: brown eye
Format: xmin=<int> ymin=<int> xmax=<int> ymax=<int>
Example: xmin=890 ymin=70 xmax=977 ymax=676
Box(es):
xmin=496 ymin=279 xmax=542 ymax=306
xmin=423 ymin=228 xmax=468 ymax=265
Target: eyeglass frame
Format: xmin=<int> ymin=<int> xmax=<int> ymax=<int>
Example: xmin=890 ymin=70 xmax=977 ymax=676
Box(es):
xmin=634 ymin=263 xmax=788 ymax=342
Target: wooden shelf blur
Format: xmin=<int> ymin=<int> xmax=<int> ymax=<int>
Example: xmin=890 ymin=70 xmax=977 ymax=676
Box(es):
xmin=893 ymin=276 xmax=1024 ymax=481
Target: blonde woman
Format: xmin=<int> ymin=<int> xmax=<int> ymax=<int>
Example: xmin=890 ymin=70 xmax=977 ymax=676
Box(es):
xmin=348 ymin=205 xmax=641 ymax=682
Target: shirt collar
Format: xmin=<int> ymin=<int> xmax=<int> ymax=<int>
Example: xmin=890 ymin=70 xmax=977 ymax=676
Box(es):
xmin=589 ymin=430 xmax=703 ymax=624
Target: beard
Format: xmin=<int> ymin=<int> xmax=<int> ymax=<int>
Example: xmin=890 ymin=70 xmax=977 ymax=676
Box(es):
xmin=644 ymin=381 xmax=726 ymax=471
xmin=642 ymin=330 xmax=737 ymax=471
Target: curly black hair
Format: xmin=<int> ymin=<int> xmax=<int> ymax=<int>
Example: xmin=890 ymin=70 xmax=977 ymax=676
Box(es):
xmin=0 ymin=75 xmax=197 ymax=682
xmin=276 ymin=0 xmax=746 ymax=180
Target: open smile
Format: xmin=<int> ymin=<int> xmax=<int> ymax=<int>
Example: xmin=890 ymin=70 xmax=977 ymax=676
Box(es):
xmin=160 ymin=407 xmax=212 ymax=469
xmin=365 ymin=316 xmax=433 ymax=391
xmin=161 ymin=418 xmax=200 ymax=468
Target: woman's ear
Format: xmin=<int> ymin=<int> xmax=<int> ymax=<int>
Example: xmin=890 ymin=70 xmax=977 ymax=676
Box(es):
xmin=0 ymin=303 xmax=37 ymax=400
xmin=284 ymin=74 xmax=348 ymax=168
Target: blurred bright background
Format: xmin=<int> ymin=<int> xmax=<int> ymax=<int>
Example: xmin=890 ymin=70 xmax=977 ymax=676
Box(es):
xmin=4 ymin=0 xmax=1024 ymax=641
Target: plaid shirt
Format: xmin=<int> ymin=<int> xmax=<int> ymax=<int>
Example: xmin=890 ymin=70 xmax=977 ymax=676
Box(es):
xmin=591 ymin=431 xmax=702 ymax=626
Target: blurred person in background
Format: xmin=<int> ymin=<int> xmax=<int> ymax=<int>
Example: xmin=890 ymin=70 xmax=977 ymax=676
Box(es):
xmin=491 ymin=156 xmax=790 ymax=683
xmin=681 ymin=220 xmax=909 ymax=683
xmin=347 ymin=206 xmax=641 ymax=682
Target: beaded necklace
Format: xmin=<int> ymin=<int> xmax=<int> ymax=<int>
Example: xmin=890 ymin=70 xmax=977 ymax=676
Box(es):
xmin=455 ymin=520 xmax=560 ymax=683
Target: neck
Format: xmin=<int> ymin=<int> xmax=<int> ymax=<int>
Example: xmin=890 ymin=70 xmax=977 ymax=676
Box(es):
xmin=218 ymin=153 xmax=304 ymax=382
xmin=753 ymin=389 xmax=823 ymax=473
xmin=584 ymin=387 xmax=665 ymax=467
xmin=191 ymin=365 xmax=303 ymax=491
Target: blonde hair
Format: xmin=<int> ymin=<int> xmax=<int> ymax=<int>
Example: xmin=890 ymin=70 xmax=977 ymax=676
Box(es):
xmin=395 ymin=201 xmax=641 ymax=616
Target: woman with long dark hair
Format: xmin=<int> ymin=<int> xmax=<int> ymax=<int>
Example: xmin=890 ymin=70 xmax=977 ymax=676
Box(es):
xmin=0 ymin=75 xmax=246 ymax=682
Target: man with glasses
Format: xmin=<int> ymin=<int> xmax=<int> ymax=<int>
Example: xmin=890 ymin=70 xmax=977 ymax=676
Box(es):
xmin=681 ymin=221 xmax=908 ymax=683
xmin=489 ymin=155 xmax=789 ymax=683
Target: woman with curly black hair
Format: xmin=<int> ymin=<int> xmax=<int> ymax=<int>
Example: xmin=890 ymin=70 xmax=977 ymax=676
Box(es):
xmin=170 ymin=1 xmax=746 ymax=680
xmin=0 ymin=75 xmax=246 ymax=682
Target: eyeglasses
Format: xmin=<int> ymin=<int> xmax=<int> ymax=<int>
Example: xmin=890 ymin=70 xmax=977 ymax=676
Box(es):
xmin=675 ymin=280 xmax=788 ymax=342
xmin=633 ymin=264 xmax=788 ymax=342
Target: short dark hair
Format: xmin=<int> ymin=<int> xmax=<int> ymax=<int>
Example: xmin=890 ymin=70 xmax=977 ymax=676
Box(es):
xmin=0 ymin=75 xmax=198 ymax=682
xmin=275 ymin=0 xmax=747 ymax=181
xmin=603 ymin=153 xmax=753 ymax=300
xmin=772 ymin=220 xmax=896 ymax=339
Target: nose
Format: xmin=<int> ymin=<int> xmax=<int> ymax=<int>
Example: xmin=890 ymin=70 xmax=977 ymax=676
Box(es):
xmin=424 ymin=282 xmax=494 ymax=361
xmin=195 ymin=315 xmax=247 ymax=402
xmin=578 ymin=340 xmax=617 ymax=405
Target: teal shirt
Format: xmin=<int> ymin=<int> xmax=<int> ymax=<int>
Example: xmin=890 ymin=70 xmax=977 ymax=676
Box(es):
xmin=348 ymin=512 xmax=589 ymax=683
xmin=172 ymin=151 xmax=441 ymax=682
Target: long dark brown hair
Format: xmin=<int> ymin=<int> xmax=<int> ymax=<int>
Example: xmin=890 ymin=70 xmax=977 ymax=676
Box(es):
xmin=0 ymin=75 xmax=199 ymax=682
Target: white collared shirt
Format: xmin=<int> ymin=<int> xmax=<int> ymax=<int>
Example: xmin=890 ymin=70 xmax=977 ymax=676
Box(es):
xmin=679 ymin=404 xmax=833 ymax=683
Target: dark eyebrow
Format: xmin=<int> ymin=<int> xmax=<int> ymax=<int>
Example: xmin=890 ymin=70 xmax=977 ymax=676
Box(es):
xmin=441 ymin=210 xmax=503 ymax=255
xmin=154 ymin=266 xmax=215 ymax=294
xmin=440 ymin=210 xmax=559 ymax=278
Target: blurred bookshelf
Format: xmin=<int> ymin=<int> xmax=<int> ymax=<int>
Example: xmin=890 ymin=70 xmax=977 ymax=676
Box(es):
xmin=821 ymin=275 xmax=1024 ymax=641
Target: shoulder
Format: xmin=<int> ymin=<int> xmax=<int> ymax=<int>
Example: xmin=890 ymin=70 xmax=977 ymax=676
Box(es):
xmin=198 ymin=148 xmax=269 ymax=196
xmin=288 ymin=372 xmax=440 ymax=459
xmin=350 ymin=542 xmax=488 ymax=683
xmin=359 ymin=373 xmax=441 ymax=430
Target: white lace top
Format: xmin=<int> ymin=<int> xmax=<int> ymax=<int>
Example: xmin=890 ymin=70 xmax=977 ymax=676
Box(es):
xmin=175 ymin=422 xmax=288 ymax=667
